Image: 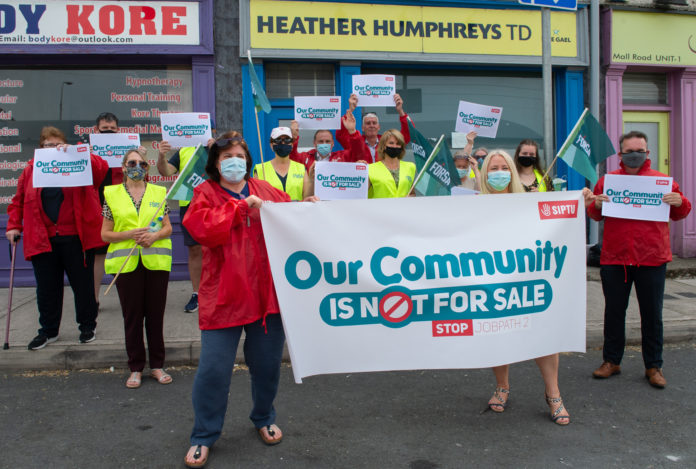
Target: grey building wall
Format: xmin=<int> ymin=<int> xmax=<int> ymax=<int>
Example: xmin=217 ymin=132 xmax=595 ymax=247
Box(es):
xmin=214 ymin=0 xmax=244 ymax=133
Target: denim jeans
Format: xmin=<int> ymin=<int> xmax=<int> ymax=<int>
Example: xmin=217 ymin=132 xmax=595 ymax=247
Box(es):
xmin=600 ymin=264 xmax=666 ymax=369
xmin=190 ymin=313 xmax=286 ymax=447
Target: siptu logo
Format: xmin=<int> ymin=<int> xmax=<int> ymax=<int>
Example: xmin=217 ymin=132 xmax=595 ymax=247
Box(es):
xmin=656 ymin=179 xmax=669 ymax=186
xmin=538 ymin=200 xmax=578 ymax=220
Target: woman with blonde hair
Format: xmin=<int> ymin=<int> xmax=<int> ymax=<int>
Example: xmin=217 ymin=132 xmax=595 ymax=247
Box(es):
xmin=367 ymin=129 xmax=416 ymax=199
xmin=478 ymin=149 xmax=570 ymax=425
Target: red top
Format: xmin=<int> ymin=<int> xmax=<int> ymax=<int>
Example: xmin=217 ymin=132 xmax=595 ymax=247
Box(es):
xmin=335 ymin=113 xmax=412 ymax=163
xmin=7 ymin=153 xmax=109 ymax=260
xmin=183 ymin=178 xmax=291 ymax=330
xmin=587 ymin=159 xmax=691 ymax=266
xmin=290 ymin=130 xmax=367 ymax=167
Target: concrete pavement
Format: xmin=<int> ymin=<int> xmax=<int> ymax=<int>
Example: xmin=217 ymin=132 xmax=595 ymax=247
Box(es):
xmin=1 ymin=258 xmax=695 ymax=371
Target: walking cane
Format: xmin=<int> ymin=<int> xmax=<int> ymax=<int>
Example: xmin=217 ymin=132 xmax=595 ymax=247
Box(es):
xmin=3 ymin=235 xmax=20 ymax=350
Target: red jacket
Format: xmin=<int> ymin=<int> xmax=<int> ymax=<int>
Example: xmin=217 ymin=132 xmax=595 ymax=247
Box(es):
xmin=587 ymin=160 xmax=691 ymax=266
xmin=183 ymin=178 xmax=291 ymax=330
xmin=290 ymin=130 xmax=367 ymax=167
xmin=335 ymin=113 xmax=411 ymax=163
xmin=7 ymin=153 xmax=109 ymax=260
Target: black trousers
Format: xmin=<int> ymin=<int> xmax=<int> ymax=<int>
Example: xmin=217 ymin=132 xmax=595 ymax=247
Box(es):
xmin=600 ymin=264 xmax=666 ymax=369
xmin=31 ymin=236 xmax=97 ymax=338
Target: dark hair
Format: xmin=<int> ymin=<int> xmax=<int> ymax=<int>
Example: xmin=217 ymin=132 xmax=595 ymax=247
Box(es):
xmin=619 ymin=130 xmax=648 ymax=150
xmin=313 ymin=129 xmax=333 ymax=143
xmin=96 ymin=112 xmax=119 ymax=127
xmin=514 ymin=139 xmax=545 ymax=174
xmin=205 ymin=131 xmax=253 ymax=183
xmin=39 ymin=126 xmax=67 ymax=146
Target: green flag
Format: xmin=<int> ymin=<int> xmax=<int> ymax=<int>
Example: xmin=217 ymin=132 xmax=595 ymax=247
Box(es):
xmin=408 ymin=120 xmax=460 ymax=196
xmin=558 ymin=109 xmax=615 ymax=185
xmin=167 ymin=145 xmax=208 ymax=201
xmin=247 ymin=50 xmax=272 ymax=114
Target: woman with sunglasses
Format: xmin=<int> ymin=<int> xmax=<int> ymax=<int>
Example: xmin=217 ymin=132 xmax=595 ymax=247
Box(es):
xmin=101 ymin=149 xmax=173 ymax=389
xmin=6 ymin=127 xmax=108 ymax=350
xmin=253 ymin=127 xmax=312 ymax=201
xmin=182 ymin=132 xmax=292 ymax=468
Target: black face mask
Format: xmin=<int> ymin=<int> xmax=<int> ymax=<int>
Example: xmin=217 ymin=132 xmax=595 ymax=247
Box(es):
xmin=273 ymin=143 xmax=292 ymax=157
xmin=621 ymin=151 xmax=647 ymax=168
xmin=384 ymin=146 xmax=402 ymax=158
xmin=517 ymin=156 xmax=536 ymax=167
xmin=99 ymin=129 xmax=117 ymax=134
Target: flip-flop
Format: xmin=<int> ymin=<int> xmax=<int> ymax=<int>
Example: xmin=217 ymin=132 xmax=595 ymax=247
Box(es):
xmin=257 ymin=424 xmax=283 ymax=445
xmin=184 ymin=445 xmax=208 ymax=468
xmin=150 ymin=368 xmax=172 ymax=385
xmin=126 ymin=372 xmax=142 ymax=389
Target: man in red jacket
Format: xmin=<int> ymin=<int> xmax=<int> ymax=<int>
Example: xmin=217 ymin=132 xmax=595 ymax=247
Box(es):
xmin=588 ymin=130 xmax=691 ymax=389
xmin=289 ymin=113 xmax=365 ymax=168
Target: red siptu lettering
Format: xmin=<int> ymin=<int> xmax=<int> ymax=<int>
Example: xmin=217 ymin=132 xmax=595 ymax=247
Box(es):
xmin=161 ymin=6 xmax=187 ymax=36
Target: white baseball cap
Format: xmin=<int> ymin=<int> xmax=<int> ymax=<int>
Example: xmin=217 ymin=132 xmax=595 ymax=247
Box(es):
xmin=270 ymin=127 xmax=292 ymax=140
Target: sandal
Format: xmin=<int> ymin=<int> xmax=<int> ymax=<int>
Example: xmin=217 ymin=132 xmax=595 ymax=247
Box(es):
xmin=488 ymin=387 xmax=509 ymax=413
xmin=257 ymin=424 xmax=283 ymax=446
xmin=150 ymin=368 xmax=172 ymax=385
xmin=184 ymin=444 xmax=208 ymax=468
xmin=545 ymin=395 xmax=570 ymax=426
xmin=126 ymin=372 xmax=142 ymax=389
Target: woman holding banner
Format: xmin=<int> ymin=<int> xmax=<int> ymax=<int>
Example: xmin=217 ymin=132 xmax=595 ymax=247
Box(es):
xmin=514 ymin=140 xmax=554 ymax=192
xmin=367 ymin=129 xmax=416 ymax=198
xmin=101 ymin=149 xmax=173 ymax=389
xmin=479 ymin=150 xmax=570 ymax=425
xmin=6 ymin=127 xmax=107 ymax=350
xmin=182 ymin=133 xmax=291 ymax=468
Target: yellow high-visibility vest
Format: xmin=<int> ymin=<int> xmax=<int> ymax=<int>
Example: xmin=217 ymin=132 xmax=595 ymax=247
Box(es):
xmin=254 ymin=160 xmax=305 ymax=201
xmin=368 ymin=160 xmax=416 ymax=198
xmin=534 ymin=169 xmax=549 ymax=192
xmin=104 ymin=184 xmax=172 ymax=274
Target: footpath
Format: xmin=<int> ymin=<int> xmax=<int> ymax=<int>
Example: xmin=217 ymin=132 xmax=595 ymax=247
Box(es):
xmin=1 ymin=258 xmax=695 ymax=371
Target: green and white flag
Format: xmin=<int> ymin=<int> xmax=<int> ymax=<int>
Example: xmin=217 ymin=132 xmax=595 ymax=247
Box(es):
xmin=247 ymin=50 xmax=272 ymax=114
xmin=558 ymin=109 xmax=616 ymax=185
xmin=408 ymin=120 xmax=460 ymax=196
xmin=167 ymin=145 xmax=208 ymax=201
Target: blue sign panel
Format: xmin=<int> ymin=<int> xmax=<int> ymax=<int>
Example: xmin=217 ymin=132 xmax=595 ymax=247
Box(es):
xmin=518 ymin=0 xmax=577 ymax=11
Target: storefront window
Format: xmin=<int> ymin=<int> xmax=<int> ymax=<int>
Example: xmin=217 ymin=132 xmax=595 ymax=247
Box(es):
xmin=360 ymin=68 xmax=544 ymax=162
xmin=622 ymin=73 xmax=668 ymax=105
xmin=0 ymin=67 xmax=192 ymax=213
xmin=265 ymin=63 xmax=335 ymax=99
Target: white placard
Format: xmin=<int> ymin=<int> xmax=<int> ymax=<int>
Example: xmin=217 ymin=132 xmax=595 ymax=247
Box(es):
xmin=32 ymin=144 xmax=93 ymax=188
xmin=261 ymin=192 xmax=587 ymax=383
xmin=314 ymin=162 xmax=369 ymax=200
xmin=601 ymin=174 xmax=672 ymax=222
xmin=455 ymin=100 xmax=503 ymax=138
xmin=89 ymin=133 xmax=141 ymax=168
xmin=451 ymin=187 xmax=479 ymax=196
xmin=294 ymin=96 xmax=342 ymax=130
xmin=351 ymin=75 xmax=396 ymax=107
xmin=160 ymin=112 xmax=212 ymax=148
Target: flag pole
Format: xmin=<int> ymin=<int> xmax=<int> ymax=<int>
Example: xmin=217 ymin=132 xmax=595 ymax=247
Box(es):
xmin=104 ymin=143 xmax=202 ymax=296
xmin=408 ymin=134 xmax=445 ymax=196
xmin=542 ymin=108 xmax=589 ymax=182
xmin=254 ymin=107 xmax=267 ymax=180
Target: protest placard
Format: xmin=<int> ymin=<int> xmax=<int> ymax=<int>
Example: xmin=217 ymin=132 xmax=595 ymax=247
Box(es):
xmin=351 ymin=75 xmax=396 ymax=107
xmin=455 ymin=101 xmax=503 ymax=138
xmin=314 ymin=161 xmax=368 ymax=200
xmin=602 ymin=174 xmax=672 ymax=222
xmin=160 ymin=112 xmax=212 ymax=148
xmin=32 ymin=144 xmax=93 ymax=188
xmin=89 ymin=133 xmax=141 ymax=168
xmin=261 ymin=192 xmax=586 ymax=383
xmin=294 ymin=96 xmax=342 ymax=130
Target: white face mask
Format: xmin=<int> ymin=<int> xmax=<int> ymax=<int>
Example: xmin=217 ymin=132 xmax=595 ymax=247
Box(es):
xmin=457 ymin=167 xmax=471 ymax=179
xmin=220 ymin=157 xmax=247 ymax=183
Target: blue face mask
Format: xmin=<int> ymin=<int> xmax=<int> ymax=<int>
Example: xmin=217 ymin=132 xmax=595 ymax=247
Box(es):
xmin=220 ymin=157 xmax=247 ymax=183
xmin=487 ymin=170 xmax=511 ymax=191
xmin=126 ymin=166 xmax=146 ymax=181
xmin=316 ymin=143 xmax=332 ymax=158
xmin=457 ymin=167 xmax=471 ymax=179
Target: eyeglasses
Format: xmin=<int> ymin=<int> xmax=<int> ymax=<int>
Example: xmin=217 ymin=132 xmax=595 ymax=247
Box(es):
xmin=41 ymin=142 xmax=62 ymax=148
xmin=214 ymin=136 xmax=244 ymax=147
xmin=272 ymin=137 xmax=293 ymax=145
xmin=126 ymin=160 xmax=149 ymax=169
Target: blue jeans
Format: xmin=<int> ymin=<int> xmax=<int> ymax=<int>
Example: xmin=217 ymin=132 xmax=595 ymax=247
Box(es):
xmin=600 ymin=264 xmax=666 ymax=369
xmin=190 ymin=314 xmax=285 ymax=447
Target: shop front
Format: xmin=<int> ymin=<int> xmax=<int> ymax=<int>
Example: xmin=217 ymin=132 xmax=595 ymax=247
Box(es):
xmin=603 ymin=8 xmax=696 ymax=257
xmin=0 ymin=0 xmax=215 ymax=286
xmin=239 ymin=0 xmax=589 ymax=190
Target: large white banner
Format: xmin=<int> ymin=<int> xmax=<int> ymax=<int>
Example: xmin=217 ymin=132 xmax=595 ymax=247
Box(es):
xmin=0 ymin=1 xmax=200 ymax=46
xmin=314 ymin=161 xmax=368 ymax=200
xmin=89 ymin=133 xmax=140 ymax=168
xmin=602 ymin=174 xmax=672 ymax=222
xmin=261 ymin=191 xmax=587 ymax=383
xmin=32 ymin=144 xmax=93 ymax=188
xmin=294 ymin=96 xmax=342 ymax=130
